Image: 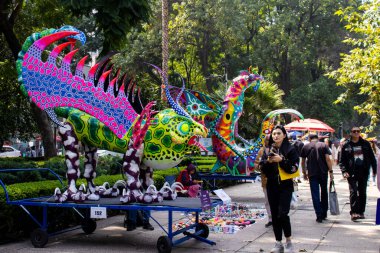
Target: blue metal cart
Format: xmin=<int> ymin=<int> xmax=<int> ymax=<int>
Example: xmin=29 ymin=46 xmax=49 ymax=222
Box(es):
xmin=0 ymin=168 xmax=220 ymax=253
xmin=198 ymin=172 xmax=260 ymax=190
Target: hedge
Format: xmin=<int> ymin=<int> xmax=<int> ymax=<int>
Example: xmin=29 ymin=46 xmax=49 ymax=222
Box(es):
xmin=0 ymin=155 xmax=124 ymax=185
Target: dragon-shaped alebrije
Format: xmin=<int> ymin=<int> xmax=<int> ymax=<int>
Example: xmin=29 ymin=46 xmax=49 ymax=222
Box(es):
xmin=169 ymin=71 xmax=303 ymax=175
xmin=16 ymin=26 xmax=208 ymax=202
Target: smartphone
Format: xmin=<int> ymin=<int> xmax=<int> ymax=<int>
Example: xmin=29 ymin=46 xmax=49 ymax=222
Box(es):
xmin=268 ymin=152 xmax=275 ymax=157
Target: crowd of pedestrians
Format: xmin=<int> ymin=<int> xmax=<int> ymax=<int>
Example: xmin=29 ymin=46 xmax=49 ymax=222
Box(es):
xmin=255 ymin=125 xmax=378 ymax=253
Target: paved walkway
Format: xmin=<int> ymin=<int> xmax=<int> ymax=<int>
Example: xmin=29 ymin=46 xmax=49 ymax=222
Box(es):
xmin=1 ymin=168 xmax=379 ymax=252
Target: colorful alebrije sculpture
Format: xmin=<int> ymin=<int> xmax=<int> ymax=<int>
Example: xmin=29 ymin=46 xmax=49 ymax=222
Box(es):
xmin=16 ymin=26 xmax=208 ymax=202
xmin=169 ymin=71 xmax=303 ymax=175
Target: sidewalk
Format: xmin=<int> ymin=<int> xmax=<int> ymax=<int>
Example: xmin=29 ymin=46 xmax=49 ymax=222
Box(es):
xmin=1 ymin=169 xmax=379 ymax=253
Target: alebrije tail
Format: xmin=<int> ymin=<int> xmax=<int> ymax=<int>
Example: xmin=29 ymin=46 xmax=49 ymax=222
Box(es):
xmin=245 ymin=108 xmax=304 ymax=155
xmin=18 ymin=26 xmax=138 ymax=138
xmin=16 ymin=28 xmax=56 ymax=97
xmin=146 ymin=63 xmax=191 ymax=118
xmin=16 ymin=26 xmax=86 ymax=97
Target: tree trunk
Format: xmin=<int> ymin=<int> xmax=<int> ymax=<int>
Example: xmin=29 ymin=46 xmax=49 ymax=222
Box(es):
xmin=0 ymin=4 xmax=56 ymax=158
xmin=162 ymin=0 xmax=169 ymax=100
xmin=30 ymin=104 xmax=56 ymax=158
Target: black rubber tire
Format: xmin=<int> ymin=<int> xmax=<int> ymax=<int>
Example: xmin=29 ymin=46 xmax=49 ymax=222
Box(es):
xmin=196 ymin=223 xmax=209 ymax=238
xmin=157 ymin=235 xmax=172 ymax=253
xmin=30 ymin=228 xmax=48 ymax=248
xmin=81 ymin=218 xmax=97 ymax=234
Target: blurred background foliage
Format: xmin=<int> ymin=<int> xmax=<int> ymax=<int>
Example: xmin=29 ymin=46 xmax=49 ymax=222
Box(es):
xmin=1 ymin=0 xmax=379 ymax=154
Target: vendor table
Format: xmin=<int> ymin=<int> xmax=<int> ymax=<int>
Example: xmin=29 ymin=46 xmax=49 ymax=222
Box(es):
xmin=0 ymin=168 xmax=221 ymax=253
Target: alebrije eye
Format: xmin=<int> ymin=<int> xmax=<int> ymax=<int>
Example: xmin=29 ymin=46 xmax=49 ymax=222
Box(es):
xmin=177 ymin=122 xmax=190 ymax=135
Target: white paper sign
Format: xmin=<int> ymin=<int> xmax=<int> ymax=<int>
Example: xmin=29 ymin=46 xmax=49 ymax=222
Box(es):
xmin=213 ymin=189 xmax=231 ymax=204
xmin=90 ymin=207 xmax=107 ymax=219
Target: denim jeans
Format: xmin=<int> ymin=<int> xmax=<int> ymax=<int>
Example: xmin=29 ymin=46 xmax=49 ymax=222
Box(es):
xmin=309 ymin=175 xmax=328 ymax=219
xmin=128 ymin=210 xmax=151 ymax=224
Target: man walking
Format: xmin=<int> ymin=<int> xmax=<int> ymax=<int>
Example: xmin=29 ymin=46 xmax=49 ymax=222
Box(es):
xmin=339 ymin=126 xmax=377 ymax=221
xmin=301 ymin=134 xmax=333 ymax=223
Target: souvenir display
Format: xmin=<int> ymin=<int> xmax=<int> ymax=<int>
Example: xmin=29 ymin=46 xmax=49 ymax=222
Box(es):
xmin=173 ymin=203 xmax=266 ymax=234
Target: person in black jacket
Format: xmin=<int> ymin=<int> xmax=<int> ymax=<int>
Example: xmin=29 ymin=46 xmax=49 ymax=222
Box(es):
xmin=339 ymin=126 xmax=377 ymax=221
xmin=260 ymin=125 xmax=299 ymax=253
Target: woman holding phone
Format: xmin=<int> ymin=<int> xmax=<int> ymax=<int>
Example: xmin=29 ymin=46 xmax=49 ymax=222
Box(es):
xmin=260 ymin=125 xmax=300 ymax=253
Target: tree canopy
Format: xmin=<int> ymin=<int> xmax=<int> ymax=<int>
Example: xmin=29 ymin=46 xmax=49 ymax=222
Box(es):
xmin=1 ymin=0 xmax=378 ymax=150
xmin=328 ymin=0 xmax=380 ymax=132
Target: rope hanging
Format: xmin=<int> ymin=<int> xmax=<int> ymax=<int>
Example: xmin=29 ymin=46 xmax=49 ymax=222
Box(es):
xmin=161 ymin=0 xmax=169 ymax=101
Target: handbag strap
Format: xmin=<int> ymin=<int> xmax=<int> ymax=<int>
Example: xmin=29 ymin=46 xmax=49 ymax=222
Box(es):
xmin=329 ymin=180 xmax=336 ymax=193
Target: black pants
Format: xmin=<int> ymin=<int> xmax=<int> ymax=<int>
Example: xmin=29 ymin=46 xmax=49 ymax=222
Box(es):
xmin=347 ymin=176 xmax=368 ymax=215
xmin=267 ymin=180 xmax=293 ymax=241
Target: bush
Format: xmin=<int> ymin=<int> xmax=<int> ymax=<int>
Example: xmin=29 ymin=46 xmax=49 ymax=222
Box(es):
xmin=96 ymin=156 xmax=123 ymax=176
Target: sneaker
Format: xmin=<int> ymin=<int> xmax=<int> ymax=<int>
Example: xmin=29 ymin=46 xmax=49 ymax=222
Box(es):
xmin=358 ymin=213 xmax=365 ymax=219
xmin=284 ymin=241 xmax=294 ymax=253
xmin=265 ymin=221 xmax=273 ymax=228
xmin=316 ymin=217 xmax=323 ymax=223
xmin=270 ymin=241 xmax=284 ymax=253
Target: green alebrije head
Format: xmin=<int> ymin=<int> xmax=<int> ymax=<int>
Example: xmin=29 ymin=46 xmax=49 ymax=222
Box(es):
xmin=146 ymin=143 xmax=162 ymax=154
xmin=162 ymin=115 xmax=171 ymax=124
xmin=173 ymin=144 xmax=185 ymax=153
xmin=145 ymin=130 xmax=152 ymax=141
xmin=153 ymin=128 xmax=165 ymax=139
xmin=161 ymin=135 xmax=172 ymax=148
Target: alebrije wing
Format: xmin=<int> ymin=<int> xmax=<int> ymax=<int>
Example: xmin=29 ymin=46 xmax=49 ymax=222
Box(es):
xmin=18 ymin=27 xmax=138 ymax=139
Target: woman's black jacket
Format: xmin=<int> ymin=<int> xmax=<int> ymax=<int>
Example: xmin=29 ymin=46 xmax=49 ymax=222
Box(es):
xmin=259 ymin=141 xmax=300 ymax=188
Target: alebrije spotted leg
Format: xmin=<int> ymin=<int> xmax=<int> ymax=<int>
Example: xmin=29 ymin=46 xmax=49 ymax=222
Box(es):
xmin=56 ymin=122 xmax=82 ymax=202
xmin=120 ymin=102 xmax=161 ymax=203
xmin=83 ymin=144 xmax=99 ymax=200
xmin=120 ymin=141 xmax=144 ymax=203
xmin=140 ymin=165 xmax=154 ymax=189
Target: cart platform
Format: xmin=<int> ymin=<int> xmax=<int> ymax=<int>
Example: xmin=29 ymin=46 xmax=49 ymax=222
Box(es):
xmin=0 ymin=168 xmax=221 ymax=253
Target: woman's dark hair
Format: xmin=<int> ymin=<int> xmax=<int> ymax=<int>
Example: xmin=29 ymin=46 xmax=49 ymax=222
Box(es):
xmin=268 ymin=125 xmax=289 ymax=147
xmin=324 ymin=138 xmax=332 ymax=148
xmin=187 ymin=163 xmax=196 ymax=172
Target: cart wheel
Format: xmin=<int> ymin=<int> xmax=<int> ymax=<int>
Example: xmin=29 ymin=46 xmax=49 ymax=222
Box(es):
xmin=82 ymin=218 xmax=97 ymax=234
xmin=157 ymin=235 xmax=172 ymax=253
xmin=196 ymin=223 xmax=209 ymax=238
xmin=30 ymin=228 xmax=48 ymax=248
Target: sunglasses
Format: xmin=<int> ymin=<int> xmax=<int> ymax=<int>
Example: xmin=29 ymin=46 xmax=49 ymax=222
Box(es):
xmin=351 ymin=130 xmax=361 ymax=133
